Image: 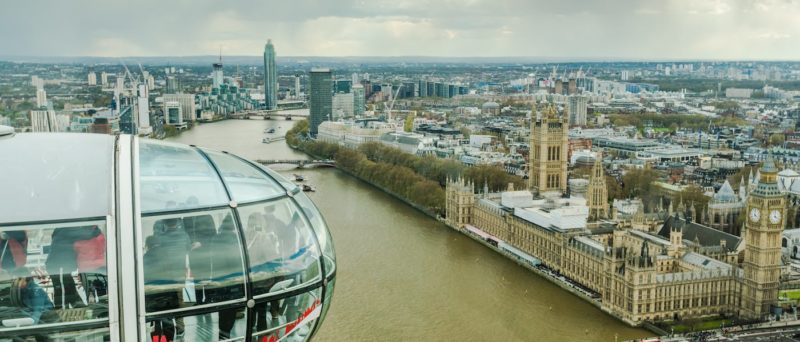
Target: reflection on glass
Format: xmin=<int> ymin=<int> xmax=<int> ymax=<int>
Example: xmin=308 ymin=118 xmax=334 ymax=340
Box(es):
xmin=204 ymin=150 xmax=285 ymax=203
xmin=139 ymin=140 xmax=229 ymax=213
xmin=252 ymin=288 xmax=321 ymax=341
xmin=0 ymin=221 xmax=109 ymax=334
xmin=0 ymin=326 xmax=110 ymax=341
xmin=147 ymin=307 xmax=246 ymax=341
xmin=317 ymin=278 xmax=336 ymax=335
xmin=257 ymin=164 xmax=300 ymax=193
xmin=293 ymin=193 xmax=335 ymax=277
xmin=239 ymin=199 xmax=321 ymax=298
xmin=141 ymin=209 xmax=246 ymax=314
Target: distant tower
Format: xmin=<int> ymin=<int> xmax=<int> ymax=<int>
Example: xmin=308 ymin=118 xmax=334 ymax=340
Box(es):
xmin=529 ymin=104 xmax=569 ymax=196
xmin=263 ymin=39 xmax=277 ymax=110
xmin=294 ymin=74 xmax=301 ymax=99
xmin=567 ymin=95 xmax=588 ymax=126
xmin=88 ymin=72 xmax=97 ymax=86
xmin=212 ymin=51 xmax=223 ymax=89
xmin=308 ymin=68 xmax=333 ymax=137
xmin=35 ymin=89 xmax=47 ymax=108
xmin=352 ymin=84 xmax=365 ymax=115
xmin=741 ymin=155 xmax=787 ymax=319
xmin=587 ymin=151 xmax=608 ymax=221
xmin=100 ymin=72 xmax=108 ymax=86
xmin=165 ymin=76 xmax=178 ymax=94
xmin=136 ymin=84 xmax=152 ymax=135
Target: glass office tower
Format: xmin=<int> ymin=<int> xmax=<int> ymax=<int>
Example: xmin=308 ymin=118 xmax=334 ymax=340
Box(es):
xmin=308 ymin=69 xmax=332 ymax=137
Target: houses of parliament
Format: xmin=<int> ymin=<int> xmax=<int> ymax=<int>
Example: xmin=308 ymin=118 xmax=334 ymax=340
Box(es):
xmin=445 ymin=104 xmax=787 ymax=325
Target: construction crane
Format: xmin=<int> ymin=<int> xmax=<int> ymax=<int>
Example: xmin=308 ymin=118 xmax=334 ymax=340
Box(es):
xmin=386 ymin=85 xmax=403 ymax=124
xmin=119 ymin=60 xmax=139 ymax=91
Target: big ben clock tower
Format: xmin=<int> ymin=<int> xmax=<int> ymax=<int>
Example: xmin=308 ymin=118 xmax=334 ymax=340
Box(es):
xmin=741 ymin=155 xmax=786 ymax=319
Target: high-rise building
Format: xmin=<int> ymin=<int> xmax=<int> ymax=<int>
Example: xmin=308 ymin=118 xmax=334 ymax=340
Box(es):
xmin=621 ymin=70 xmax=630 ymax=81
xmin=164 ymin=101 xmax=184 ymax=126
xmin=136 ymin=84 xmax=152 ymax=135
xmin=166 ymin=76 xmax=178 ymax=94
xmin=529 ymin=104 xmax=569 ymax=196
xmin=163 ymin=93 xmax=197 ymax=122
xmin=31 ymin=76 xmax=44 ymax=90
xmin=586 ymin=152 xmax=608 ymax=221
xmin=212 ymin=59 xmax=224 ymax=89
xmin=352 ymin=84 xmax=365 ymax=115
xmin=35 ymin=89 xmax=47 ymax=108
xmin=100 ymin=72 xmax=108 ymax=86
xmin=309 ymin=68 xmax=333 ymax=137
xmin=554 ymin=80 xmax=563 ymax=95
xmin=30 ymin=110 xmax=56 ymax=132
xmin=741 ymin=156 xmax=786 ymax=319
xmin=334 ymin=79 xmax=352 ymax=94
xmin=116 ymin=77 xmax=125 ymax=93
xmin=382 ymin=84 xmax=393 ymax=101
xmin=88 ymin=72 xmax=97 ymax=86
xmin=294 ymin=74 xmax=301 ymax=99
xmin=567 ymin=95 xmax=588 ymax=126
xmin=263 ymin=39 xmax=277 ymax=110
xmin=332 ymin=92 xmax=354 ymax=119
xmin=418 ymin=80 xmax=428 ymax=97
xmin=351 ymin=73 xmax=358 ymax=85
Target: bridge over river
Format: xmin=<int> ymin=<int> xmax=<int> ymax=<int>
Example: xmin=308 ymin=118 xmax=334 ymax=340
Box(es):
xmin=230 ymin=109 xmax=309 ymax=120
xmin=255 ymin=159 xmax=335 ymax=168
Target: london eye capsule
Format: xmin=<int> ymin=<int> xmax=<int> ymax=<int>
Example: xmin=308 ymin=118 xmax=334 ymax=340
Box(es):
xmin=0 ymin=131 xmax=336 ymax=341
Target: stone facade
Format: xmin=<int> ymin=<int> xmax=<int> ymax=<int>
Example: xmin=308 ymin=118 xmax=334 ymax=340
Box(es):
xmin=529 ymin=105 xmax=569 ymax=196
xmin=586 ymin=152 xmax=608 ymax=221
xmin=741 ymin=157 xmax=786 ymax=319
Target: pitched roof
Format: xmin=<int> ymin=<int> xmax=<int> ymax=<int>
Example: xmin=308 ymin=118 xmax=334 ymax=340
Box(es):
xmin=656 ymin=215 xmax=741 ymax=252
xmin=712 ymin=180 xmax=737 ymax=203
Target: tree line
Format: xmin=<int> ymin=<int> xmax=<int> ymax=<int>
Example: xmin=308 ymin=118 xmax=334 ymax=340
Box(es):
xmin=286 ymin=120 xmax=526 ymax=214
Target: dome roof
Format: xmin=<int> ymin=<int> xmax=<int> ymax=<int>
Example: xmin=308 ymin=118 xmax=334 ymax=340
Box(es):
xmin=779 ymin=169 xmax=799 ymax=177
xmin=482 ymin=101 xmax=500 ymax=108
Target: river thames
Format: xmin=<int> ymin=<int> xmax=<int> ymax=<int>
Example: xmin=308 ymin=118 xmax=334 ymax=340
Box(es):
xmin=167 ymin=117 xmax=650 ymax=341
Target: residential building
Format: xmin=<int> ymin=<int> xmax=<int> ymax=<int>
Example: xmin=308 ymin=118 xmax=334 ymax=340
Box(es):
xmin=332 ymin=92 xmax=354 ymax=119
xmin=568 ymin=95 xmax=588 ymax=126
xmin=352 ymin=84 xmax=365 ymax=115
xmin=35 ymin=89 xmax=47 ymax=108
xmin=263 ymin=39 xmax=277 ymax=110
xmin=162 ymin=93 xmax=197 ymax=122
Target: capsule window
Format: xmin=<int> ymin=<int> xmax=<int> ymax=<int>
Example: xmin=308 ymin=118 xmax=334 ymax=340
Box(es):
xmin=238 ymin=198 xmax=322 ymax=298
xmin=0 ymin=220 xmax=108 ymax=337
xmin=141 ymin=209 xmax=247 ymax=314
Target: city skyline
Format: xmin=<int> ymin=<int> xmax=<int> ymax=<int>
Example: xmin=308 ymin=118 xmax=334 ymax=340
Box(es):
xmin=1 ymin=0 xmax=800 ymax=60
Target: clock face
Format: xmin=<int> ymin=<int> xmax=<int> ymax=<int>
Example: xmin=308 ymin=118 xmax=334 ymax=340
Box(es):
xmin=770 ymin=210 xmax=782 ymax=224
xmin=750 ymin=208 xmax=761 ymax=222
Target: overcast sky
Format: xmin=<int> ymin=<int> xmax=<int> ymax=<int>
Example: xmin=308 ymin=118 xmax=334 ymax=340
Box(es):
xmin=2 ymin=0 xmax=799 ymax=59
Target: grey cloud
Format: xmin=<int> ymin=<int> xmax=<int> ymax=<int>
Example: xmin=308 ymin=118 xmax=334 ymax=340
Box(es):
xmin=0 ymin=0 xmax=799 ymax=59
